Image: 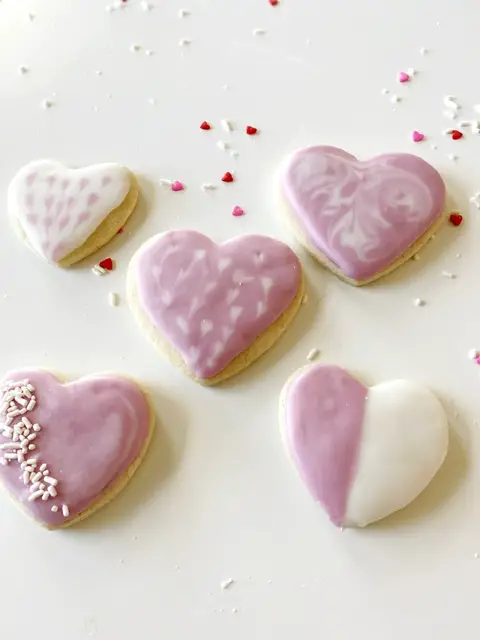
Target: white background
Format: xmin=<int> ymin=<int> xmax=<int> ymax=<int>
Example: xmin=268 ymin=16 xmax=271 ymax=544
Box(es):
xmin=0 ymin=0 xmax=478 ymax=638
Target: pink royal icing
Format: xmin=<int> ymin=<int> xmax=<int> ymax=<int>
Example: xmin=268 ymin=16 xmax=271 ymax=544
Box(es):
xmin=133 ymin=231 xmax=302 ymax=379
xmin=8 ymin=160 xmax=131 ymax=263
xmin=282 ymin=146 xmax=446 ymax=281
xmin=284 ymin=365 xmax=367 ymax=526
xmin=0 ymin=370 xmax=151 ymax=527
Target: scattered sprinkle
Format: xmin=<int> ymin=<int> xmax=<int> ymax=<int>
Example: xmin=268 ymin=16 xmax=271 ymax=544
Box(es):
xmin=412 ymin=130 xmax=425 ymax=143
xmin=230 ymin=150 xmax=239 ymax=158
xmin=246 ymin=125 xmax=258 ymax=135
xmin=407 ymin=67 xmax=417 ymax=76
xmin=171 ymin=180 xmax=184 ymax=192
xmin=444 ymin=95 xmax=460 ymax=111
xmin=28 ymin=12 xmax=35 ymax=20
xmin=130 ymin=44 xmax=141 ymax=53
xmin=217 ymin=140 xmax=229 ymax=151
xmin=220 ymin=578 xmax=235 ymax=590
xmin=145 ymin=49 xmax=154 ymax=56
xmin=51 ymin=505 xmax=58 ymax=513
xmin=201 ymin=183 xmax=216 ymax=191
xmin=420 ymin=47 xmax=428 ymax=55
xmin=448 ymin=154 xmax=458 ymax=162
xmin=108 ymin=292 xmax=119 ymax=307
xmin=451 ymin=129 xmax=463 ymax=140
xmin=62 ymin=504 xmax=70 ymax=518
xmin=443 ymin=110 xmax=457 ymax=120
xmin=221 ymin=172 xmax=234 ymax=183
xmin=159 ymin=178 xmax=172 ymax=187
xmin=140 ymin=1 xmax=152 ymax=10
xmin=449 ymin=212 xmax=463 ymax=226
xmin=92 ymin=265 xmax=106 ymax=277
xmin=390 ymin=94 xmax=401 ymax=104
xmin=200 ymin=121 xmax=211 ymax=130
xmin=398 ymin=71 xmax=410 ymax=83
xmin=41 ymin=99 xmax=53 ymax=109
xmin=269 ymin=0 xmax=279 ymax=5
xmin=252 ymin=28 xmax=267 ymax=36
xmin=431 ymin=144 xmax=438 ymax=150
xmin=413 ymin=298 xmax=426 ymax=307
xmin=19 ymin=66 xmax=29 ymax=75
xmin=470 ymin=193 xmax=480 ymax=209
xmin=221 ymin=119 xmax=233 ymax=132
xmin=380 ymin=88 xmax=389 ymax=95
xmin=99 ymin=257 xmax=114 ymax=271
xmin=179 ymin=38 xmax=192 ymax=46
xmin=468 ymin=349 xmax=478 ymax=360
xmin=441 ymin=270 xmax=456 ymax=279
xmin=148 ymin=98 xmax=156 ymax=106
xmin=178 ymin=8 xmax=190 ymax=17
xmin=232 ymin=206 xmax=245 ymax=217
xmin=307 ymin=348 xmax=320 ymax=362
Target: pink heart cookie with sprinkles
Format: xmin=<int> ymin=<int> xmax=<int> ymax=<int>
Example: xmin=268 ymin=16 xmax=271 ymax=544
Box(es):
xmin=127 ymin=230 xmax=305 ymax=385
xmin=281 ymin=365 xmax=448 ymax=527
xmin=280 ymin=146 xmax=446 ymax=285
xmin=0 ymin=370 xmax=153 ymax=529
xmin=8 ymin=159 xmax=139 ymax=267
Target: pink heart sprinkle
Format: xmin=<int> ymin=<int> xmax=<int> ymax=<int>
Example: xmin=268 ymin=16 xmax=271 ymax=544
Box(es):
xmin=412 ymin=130 xmax=425 ymax=143
xmin=232 ymin=205 xmax=245 ymax=217
xmin=171 ymin=181 xmax=184 ymax=192
xmin=398 ymin=71 xmax=410 ymax=83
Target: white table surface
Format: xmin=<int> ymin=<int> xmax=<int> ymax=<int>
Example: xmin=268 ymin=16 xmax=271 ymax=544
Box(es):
xmin=0 ymin=1 xmax=479 ymax=638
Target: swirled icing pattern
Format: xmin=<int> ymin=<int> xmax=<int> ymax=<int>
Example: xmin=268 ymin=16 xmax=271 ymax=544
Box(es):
xmin=282 ymin=146 xmax=446 ymax=281
xmin=133 ymin=231 xmax=302 ymax=379
xmin=0 ymin=370 xmax=151 ymax=527
xmin=8 ymin=160 xmax=131 ymax=263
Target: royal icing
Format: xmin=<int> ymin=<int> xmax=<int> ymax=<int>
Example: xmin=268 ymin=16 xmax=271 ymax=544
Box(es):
xmin=281 ymin=146 xmax=446 ymax=281
xmin=0 ymin=370 xmax=151 ymax=527
xmin=8 ymin=160 xmax=131 ymax=263
xmin=130 ymin=231 xmax=302 ymax=379
xmin=283 ymin=365 xmax=448 ymax=527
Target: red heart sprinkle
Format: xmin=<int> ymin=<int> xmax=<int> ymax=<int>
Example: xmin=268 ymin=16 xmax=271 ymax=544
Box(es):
xmin=449 ymin=212 xmax=463 ymax=226
xmin=246 ymin=126 xmax=258 ymax=135
xmin=222 ymin=172 xmax=234 ymax=183
xmin=117 ymin=228 xmax=124 ymax=234
xmin=269 ymin=0 xmax=279 ymax=5
xmin=451 ymin=130 xmax=463 ymax=140
xmin=99 ymin=257 xmax=114 ymax=271
xmin=200 ymin=121 xmax=211 ymax=131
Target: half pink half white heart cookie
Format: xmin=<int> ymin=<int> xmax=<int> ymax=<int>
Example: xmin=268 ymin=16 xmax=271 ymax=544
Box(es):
xmin=127 ymin=230 xmax=305 ymax=385
xmin=280 ymin=146 xmax=446 ymax=285
xmin=0 ymin=370 xmax=153 ymax=529
xmin=8 ymin=160 xmax=139 ymax=266
xmin=281 ymin=365 xmax=448 ymax=527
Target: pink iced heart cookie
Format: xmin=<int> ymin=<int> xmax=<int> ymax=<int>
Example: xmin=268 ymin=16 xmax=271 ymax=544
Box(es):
xmin=8 ymin=160 xmax=139 ymax=266
xmin=281 ymin=146 xmax=446 ymax=284
xmin=281 ymin=365 xmax=448 ymax=527
xmin=127 ymin=230 xmax=304 ymax=384
xmin=0 ymin=370 xmax=153 ymax=529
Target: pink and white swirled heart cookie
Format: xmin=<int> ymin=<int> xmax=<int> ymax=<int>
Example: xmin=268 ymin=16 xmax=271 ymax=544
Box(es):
xmin=8 ymin=160 xmax=139 ymax=266
xmin=0 ymin=370 xmax=153 ymax=529
xmin=280 ymin=146 xmax=446 ymax=285
xmin=127 ymin=230 xmax=305 ymax=385
xmin=281 ymin=365 xmax=448 ymax=527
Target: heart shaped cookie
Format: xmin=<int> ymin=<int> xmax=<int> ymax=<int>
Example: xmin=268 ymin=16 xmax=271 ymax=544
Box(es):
xmin=127 ymin=230 xmax=304 ymax=384
xmin=0 ymin=370 xmax=153 ymax=529
xmin=281 ymin=365 xmax=448 ymax=527
xmin=8 ymin=160 xmax=139 ymax=266
xmin=280 ymin=146 xmax=446 ymax=284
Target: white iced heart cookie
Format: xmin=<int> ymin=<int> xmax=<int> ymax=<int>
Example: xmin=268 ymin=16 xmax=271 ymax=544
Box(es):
xmin=281 ymin=365 xmax=449 ymax=527
xmin=8 ymin=159 xmax=139 ymax=266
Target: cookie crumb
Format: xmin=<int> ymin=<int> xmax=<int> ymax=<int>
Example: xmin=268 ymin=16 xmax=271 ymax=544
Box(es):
xmin=307 ymin=348 xmax=320 ymax=362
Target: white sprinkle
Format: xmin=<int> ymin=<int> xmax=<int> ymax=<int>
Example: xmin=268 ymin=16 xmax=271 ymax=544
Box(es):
xmin=380 ymin=88 xmax=389 ymax=95
xmin=17 ymin=451 xmax=24 ymax=463
xmin=19 ymin=66 xmax=29 ymax=75
xmin=444 ymin=95 xmax=460 ymax=111
xmin=441 ymin=270 xmax=456 ymax=279
xmin=4 ymin=416 xmax=12 ymax=426
xmin=26 ymin=384 xmax=34 ymax=392
xmin=43 ymin=470 xmax=50 ymax=476
xmin=159 ymin=178 xmax=172 ymax=187
xmin=220 ymin=578 xmax=235 ymax=590
xmin=48 ymin=486 xmax=57 ymax=497
xmin=145 ymin=49 xmax=154 ymax=56
xmin=221 ymin=119 xmax=233 ymax=132
xmin=41 ymin=99 xmax=53 ymax=109
xmin=32 ymin=471 xmax=42 ymax=483
xmin=217 ymin=140 xmax=229 ymax=151
xmin=468 ymin=349 xmax=478 ymax=360
xmin=420 ymin=47 xmax=428 ymax=55
xmin=28 ymin=444 xmax=36 ymax=450
xmin=252 ymin=28 xmax=267 ymax=36
xmin=62 ymin=504 xmax=70 ymax=518
xmin=44 ymin=476 xmax=58 ymax=486
xmin=413 ymin=298 xmax=426 ymax=307
xmin=108 ymin=292 xmax=119 ymax=307
xmin=140 ymin=1 xmax=152 ymax=10
xmin=178 ymin=8 xmax=190 ymax=17
xmin=3 ymin=453 xmax=18 ymax=460
xmin=22 ymin=417 xmax=32 ymax=428
xmin=41 ymin=491 xmax=50 ymax=501
xmin=26 ymin=398 xmax=36 ymax=411
xmin=201 ymin=183 xmax=216 ymax=191
xmin=0 ymin=458 xmax=7 ymax=466
xmin=148 ymin=97 xmax=156 ymax=106
xmin=26 ymin=433 xmax=36 ymax=441
xmin=307 ymin=348 xmax=320 ymax=362
xmin=15 ymin=396 xmax=27 ymax=407
xmin=51 ymin=505 xmax=59 ymax=513
xmin=0 ymin=442 xmax=22 ymax=450
xmin=21 ymin=387 xmax=32 ymax=399
xmin=458 ymin=120 xmax=472 ymax=128
xmin=390 ymin=94 xmax=401 ymax=103
xmin=232 ymin=608 xmax=238 ymax=614
xmin=448 ymin=154 xmax=458 ymax=162
xmin=130 ymin=44 xmax=141 ymax=53
xmin=7 ymin=409 xmax=20 ymax=418
xmin=39 ymin=463 xmax=47 ymax=471
xmin=443 ymin=128 xmax=454 ymax=135
xmin=230 ymin=150 xmax=239 ymax=158
xmin=22 ymin=471 xmax=29 ymax=485
xmin=407 ymin=67 xmax=417 ymax=76
xmin=92 ymin=265 xmax=106 ymax=277
xmin=28 ymin=12 xmax=35 ymax=20
xmin=32 ymin=424 xmax=40 ymax=432
xmin=28 ymin=490 xmax=44 ymax=502
xmin=443 ymin=110 xmax=457 ymax=120
xmin=470 ymin=194 xmax=480 ymax=209
xmin=26 ymin=458 xmax=36 ymax=465
xmin=179 ymin=38 xmax=192 ymax=46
